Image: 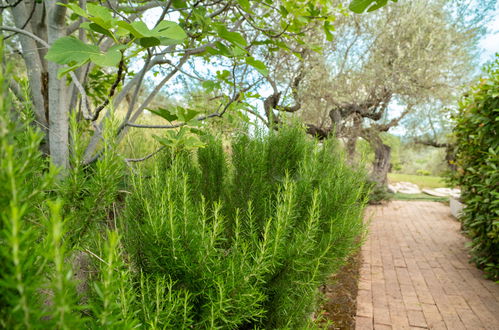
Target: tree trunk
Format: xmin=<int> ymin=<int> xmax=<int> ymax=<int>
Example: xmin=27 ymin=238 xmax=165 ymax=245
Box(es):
xmin=362 ymin=129 xmax=391 ymax=186
xmin=47 ymin=1 xmax=69 ymax=169
xmin=345 ymin=136 xmax=357 ymax=165
xmin=371 ymin=142 xmax=391 ymax=186
xmin=9 ymin=0 xmax=47 ymax=128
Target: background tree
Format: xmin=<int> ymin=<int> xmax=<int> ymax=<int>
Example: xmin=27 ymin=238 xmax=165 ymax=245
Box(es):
xmin=261 ymin=0 xmax=495 ymax=185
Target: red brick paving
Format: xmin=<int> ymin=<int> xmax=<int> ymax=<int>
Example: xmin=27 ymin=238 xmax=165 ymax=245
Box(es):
xmin=356 ymin=201 xmax=499 ymax=330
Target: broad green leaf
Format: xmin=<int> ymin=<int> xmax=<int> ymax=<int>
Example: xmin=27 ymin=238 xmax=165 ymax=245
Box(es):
xmin=172 ymin=0 xmax=187 ymax=9
xmin=152 ymin=134 xmax=175 ymax=147
xmin=177 ymin=107 xmax=199 ymax=122
xmin=87 ymin=3 xmax=113 ymax=23
xmin=205 ymin=46 xmax=220 ymax=56
xmin=208 ymin=42 xmax=232 ymax=57
xmin=216 ymin=70 xmax=231 ymax=81
xmin=116 ymin=21 xmax=139 ymax=37
xmin=89 ymin=23 xmax=114 ymax=38
xmin=183 ymin=136 xmax=205 ymax=148
xmin=57 ymin=61 xmax=86 ymax=79
xmin=46 ymin=37 xmax=100 ymax=65
xmin=130 ymin=21 xmax=152 ymax=37
xmin=232 ymin=46 xmax=247 ymax=57
xmin=202 ymin=80 xmax=219 ymax=91
xmin=246 ymin=57 xmax=268 ymax=76
xmin=216 ymin=26 xmax=247 ymax=47
xmin=158 ymin=37 xmax=183 ymax=46
xmin=279 ymin=5 xmax=289 ymax=16
xmin=154 ymin=21 xmax=187 ymax=40
xmin=89 ymin=16 xmax=113 ymax=30
xmin=58 ymin=2 xmax=88 ymax=18
xmin=122 ymin=21 xmax=186 ymax=46
xmin=237 ymin=0 xmax=251 ymax=12
xmin=89 ymin=45 xmax=123 ymax=67
xmin=115 ymin=25 xmax=130 ymax=37
xmin=139 ymin=37 xmax=161 ymax=47
xmin=349 ymin=0 xmax=390 ymax=14
xmin=148 ymin=108 xmax=178 ymax=122
xmin=324 ymin=21 xmax=334 ymax=42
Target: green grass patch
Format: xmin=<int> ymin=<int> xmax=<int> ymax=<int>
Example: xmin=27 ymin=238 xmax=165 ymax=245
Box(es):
xmin=388 ymin=173 xmax=446 ymax=189
xmin=392 ymin=193 xmax=448 ymax=202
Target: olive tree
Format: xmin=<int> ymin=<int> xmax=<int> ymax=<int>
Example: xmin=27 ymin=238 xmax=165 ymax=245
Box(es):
xmin=262 ymin=0 xmax=494 ymax=185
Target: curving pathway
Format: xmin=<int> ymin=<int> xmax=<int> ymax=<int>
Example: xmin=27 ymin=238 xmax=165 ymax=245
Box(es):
xmin=355 ymin=201 xmax=499 ymax=330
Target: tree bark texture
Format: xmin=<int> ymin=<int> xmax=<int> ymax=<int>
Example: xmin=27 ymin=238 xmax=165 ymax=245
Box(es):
xmin=47 ymin=0 xmax=69 ymax=169
xmin=371 ymin=143 xmax=391 ymax=186
xmin=9 ymin=0 xmax=47 ymax=128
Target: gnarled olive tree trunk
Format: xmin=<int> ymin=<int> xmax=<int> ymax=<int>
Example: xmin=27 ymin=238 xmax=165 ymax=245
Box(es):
xmin=362 ymin=129 xmax=391 ymax=186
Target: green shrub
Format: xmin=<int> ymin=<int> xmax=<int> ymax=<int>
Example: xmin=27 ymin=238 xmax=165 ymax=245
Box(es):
xmin=367 ymin=180 xmax=392 ymax=204
xmin=122 ymin=125 xmax=368 ymax=328
xmin=0 ymin=63 xmax=57 ymax=327
xmin=450 ymin=57 xmax=499 ymax=281
xmin=416 ymin=169 xmax=431 ymax=176
xmin=0 ymin=69 xmax=368 ymax=329
xmin=197 ymin=134 xmax=227 ymax=204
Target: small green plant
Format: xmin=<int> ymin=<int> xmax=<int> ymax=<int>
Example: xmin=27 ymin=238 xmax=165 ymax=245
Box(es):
xmin=416 ymin=169 xmax=431 ymax=176
xmin=366 ymin=180 xmax=392 ymax=204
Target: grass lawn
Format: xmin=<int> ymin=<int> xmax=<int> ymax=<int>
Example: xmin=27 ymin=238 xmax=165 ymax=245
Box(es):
xmin=388 ymin=173 xmax=447 ymax=189
xmin=392 ymin=192 xmax=448 ymax=203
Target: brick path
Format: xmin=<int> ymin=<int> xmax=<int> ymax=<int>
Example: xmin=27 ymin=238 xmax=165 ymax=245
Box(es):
xmin=356 ymin=201 xmax=499 ymax=330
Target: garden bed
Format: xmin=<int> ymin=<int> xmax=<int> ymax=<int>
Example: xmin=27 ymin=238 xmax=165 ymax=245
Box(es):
xmin=316 ymin=251 xmax=361 ymax=329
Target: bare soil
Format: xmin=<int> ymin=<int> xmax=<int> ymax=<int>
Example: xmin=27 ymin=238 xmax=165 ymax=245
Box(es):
xmin=315 ymin=251 xmax=361 ymax=329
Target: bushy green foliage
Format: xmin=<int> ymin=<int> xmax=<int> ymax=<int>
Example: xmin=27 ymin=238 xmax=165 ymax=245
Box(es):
xmin=123 ymin=125 xmax=367 ymax=328
xmin=450 ymin=57 xmax=499 ymax=281
xmin=0 ymin=64 xmax=56 ymax=327
xmin=1 ymin=73 xmax=367 ymax=330
xmin=367 ymin=181 xmax=393 ymax=205
xmin=416 ymin=169 xmax=431 ymax=176
xmin=59 ymin=113 xmax=125 ymax=241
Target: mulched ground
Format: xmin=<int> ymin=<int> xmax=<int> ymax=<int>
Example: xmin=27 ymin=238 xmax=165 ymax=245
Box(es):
xmin=315 ymin=251 xmax=362 ymax=329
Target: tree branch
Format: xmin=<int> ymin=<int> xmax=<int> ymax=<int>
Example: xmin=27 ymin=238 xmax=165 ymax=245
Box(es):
xmin=125 ymin=146 xmax=166 ymax=163
xmin=91 ymin=55 xmax=125 ymax=121
xmin=4 ymin=0 xmax=36 ymax=40
xmin=414 ymin=139 xmax=450 ymax=148
xmin=373 ymin=104 xmax=412 ymax=132
xmin=1 ymin=0 xmax=22 ymax=9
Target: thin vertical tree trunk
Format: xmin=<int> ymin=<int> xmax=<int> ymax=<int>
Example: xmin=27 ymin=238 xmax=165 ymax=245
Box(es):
xmin=47 ymin=0 xmax=69 ymax=169
xmin=9 ymin=0 xmax=47 ymax=129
